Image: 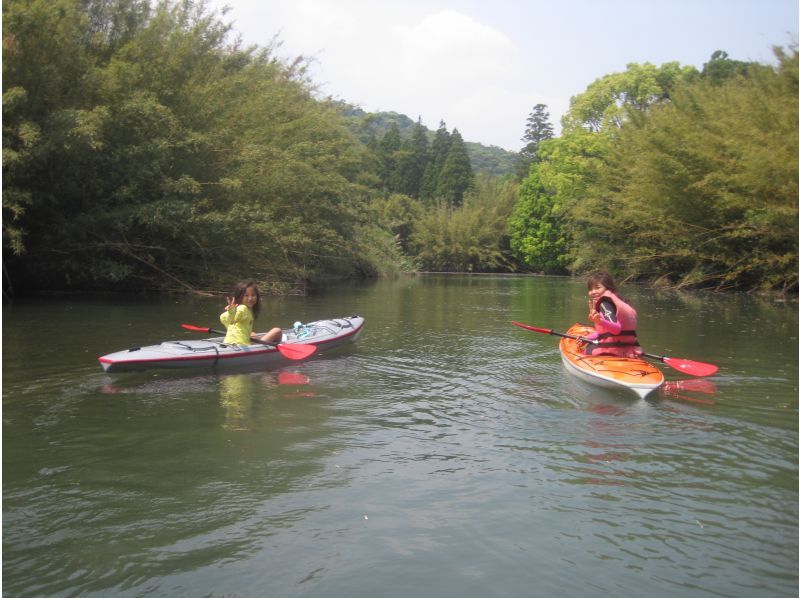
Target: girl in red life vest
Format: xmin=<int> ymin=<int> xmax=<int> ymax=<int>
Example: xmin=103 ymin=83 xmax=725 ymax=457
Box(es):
xmin=584 ymin=272 xmax=643 ymax=358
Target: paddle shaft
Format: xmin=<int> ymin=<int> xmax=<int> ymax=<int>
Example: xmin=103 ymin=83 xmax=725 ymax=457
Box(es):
xmin=184 ymin=324 xmax=277 ymax=345
xmin=529 ymin=326 xmax=681 ymax=362
xmin=512 ymin=322 xmax=598 ymax=344
xmin=207 ymin=326 xmax=275 ymax=345
xmin=511 ymin=321 xmax=718 ymax=377
xmin=181 ymin=324 xmax=316 ymax=360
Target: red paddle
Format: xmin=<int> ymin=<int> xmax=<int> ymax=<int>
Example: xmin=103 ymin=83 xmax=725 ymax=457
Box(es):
xmin=511 ymin=321 xmax=718 ymax=377
xmin=181 ymin=324 xmax=317 ymax=360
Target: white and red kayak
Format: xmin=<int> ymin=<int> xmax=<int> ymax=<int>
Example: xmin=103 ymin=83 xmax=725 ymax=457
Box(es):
xmin=99 ymin=316 xmax=364 ymax=373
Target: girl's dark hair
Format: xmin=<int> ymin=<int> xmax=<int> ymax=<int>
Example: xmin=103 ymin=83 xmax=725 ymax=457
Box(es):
xmin=587 ymin=272 xmax=631 ymax=303
xmin=586 ymin=271 xmax=617 ymax=293
xmin=232 ymin=280 xmax=261 ymax=320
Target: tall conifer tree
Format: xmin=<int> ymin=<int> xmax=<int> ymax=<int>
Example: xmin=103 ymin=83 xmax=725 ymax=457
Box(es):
xmin=435 ymin=128 xmax=473 ymax=207
xmin=378 ymin=123 xmax=402 ymax=190
xmin=420 ymin=121 xmax=451 ymax=202
xmin=516 ymin=104 xmax=554 ymax=177
xmin=393 ymin=117 xmax=429 ymax=197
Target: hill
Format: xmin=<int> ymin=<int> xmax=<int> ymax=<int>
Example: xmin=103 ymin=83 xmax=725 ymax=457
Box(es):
xmin=337 ymin=104 xmax=518 ymax=177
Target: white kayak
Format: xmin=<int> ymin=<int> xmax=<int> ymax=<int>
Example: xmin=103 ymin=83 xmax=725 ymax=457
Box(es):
xmin=99 ymin=316 xmax=364 ymax=373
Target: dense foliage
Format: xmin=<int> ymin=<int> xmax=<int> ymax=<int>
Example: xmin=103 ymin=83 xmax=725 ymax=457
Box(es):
xmin=411 ymin=175 xmax=518 ymax=272
xmin=2 ymin=0 xmax=521 ymax=294
xmin=2 ymin=0 xmax=402 ymax=294
xmin=510 ymin=50 xmax=798 ymax=292
xmin=366 ymin=121 xmax=521 ymax=273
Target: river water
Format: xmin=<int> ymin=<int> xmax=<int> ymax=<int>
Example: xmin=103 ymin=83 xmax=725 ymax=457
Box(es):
xmin=3 ymin=275 xmax=797 ymax=597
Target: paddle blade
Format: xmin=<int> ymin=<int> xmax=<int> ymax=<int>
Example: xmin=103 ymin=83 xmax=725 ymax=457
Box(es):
xmin=511 ymin=321 xmax=553 ymax=335
xmin=276 ymin=343 xmax=317 ymax=360
xmin=662 ymin=357 xmax=718 ymax=377
xmin=182 ymin=324 xmax=211 ymax=333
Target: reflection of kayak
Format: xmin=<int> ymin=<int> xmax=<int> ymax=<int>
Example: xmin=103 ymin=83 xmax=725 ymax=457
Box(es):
xmin=99 ymin=316 xmax=364 ymax=373
xmin=559 ymin=323 xmax=664 ymax=399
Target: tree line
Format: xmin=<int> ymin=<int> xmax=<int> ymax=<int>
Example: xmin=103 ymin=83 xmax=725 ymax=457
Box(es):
xmin=3 ymin=0 xmax=796 ymax=295
xmin=509 ymin=50 xmax=798 ymax=292
xmin=2 ymin=0 xmax=516 ymax=294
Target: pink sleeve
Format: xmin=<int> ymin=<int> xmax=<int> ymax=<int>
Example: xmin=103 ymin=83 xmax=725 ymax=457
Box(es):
xmin=598 ymin=317 xmax=622 ymax=335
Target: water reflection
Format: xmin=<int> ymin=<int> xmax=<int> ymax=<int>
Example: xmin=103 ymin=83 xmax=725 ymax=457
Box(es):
xmin=99 ymin=367 xmax=317 ymax=431
xmin=3 ymin=279 xmax=796 ymax=597
xmin=99 ymin=373 xmax=219 ymax=396
xmin=220 ymin=370 xmax=315 ymax=431
xmin=660 ymin=378 xmax=717 ymax=405
xmin=5 ymin=364 xmax=337 ymax=596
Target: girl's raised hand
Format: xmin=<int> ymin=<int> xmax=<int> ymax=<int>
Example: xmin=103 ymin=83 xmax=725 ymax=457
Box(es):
xmin=226 ymin=296 xmax=238 ymax=311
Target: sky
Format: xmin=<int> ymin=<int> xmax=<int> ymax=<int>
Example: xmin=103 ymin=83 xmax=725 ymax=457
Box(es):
xmin=206 ymin=0 xmax=797 ymax=151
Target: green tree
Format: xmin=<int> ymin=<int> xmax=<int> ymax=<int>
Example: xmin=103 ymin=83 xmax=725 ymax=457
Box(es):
xmin=2 ymin=0 xmax=384 ymax=293
xmin=385 ymin=117 xmax=429 ymax=198
xmin=702 ymin=50 xmax=752 ymax=84
xmin=516 ymin=103 xmax=554 ymax=177
xmin=420 ymin=120 xmax=450 ymax=202
xmin=378 ymin=122 xmax=402 ymax=190
xmin=372 ymin=192 xmax=424 ymax=252
xmin=411 ymin=174 xmax=517 ymax=272
xmin=508 ymin=123 xmax=610 ymax=274
xmin=509 ymin=60 xmax=701 ymax=280
xmin=402 ymin=117 xmax=430 ymax=198
xmin=572 ymin=46 xmax=798 ymax=291
xmin=435 ymin=128 xmax=473 ymax=206
xmin=563 ymin=61 xmax=698 ymax=133
xmin=508 ymin=166 xmax=569 ymax=273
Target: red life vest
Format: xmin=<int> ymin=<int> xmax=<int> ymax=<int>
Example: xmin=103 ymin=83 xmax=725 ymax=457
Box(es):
xmin=586 ymin=290 xmax=642 ymax=358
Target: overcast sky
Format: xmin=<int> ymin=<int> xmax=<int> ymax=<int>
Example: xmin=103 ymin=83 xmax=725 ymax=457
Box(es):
xmin=207 ymin=0 xmax=797 ymax=151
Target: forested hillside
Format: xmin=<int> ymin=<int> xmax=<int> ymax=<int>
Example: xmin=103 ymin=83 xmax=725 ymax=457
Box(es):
xmin=340 ymin=105 xmax=518 ymax=177
xmin=3 ymin=0 xmax=796 ymax=295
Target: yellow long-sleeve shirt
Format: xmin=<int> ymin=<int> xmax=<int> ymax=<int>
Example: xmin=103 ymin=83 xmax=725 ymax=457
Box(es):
xmin=219 ymin=304 xmax=253 ymax=345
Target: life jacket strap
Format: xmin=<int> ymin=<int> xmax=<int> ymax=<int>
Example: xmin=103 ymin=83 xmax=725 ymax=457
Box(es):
xmin=596 ymin=330 xmax=638 ymax=341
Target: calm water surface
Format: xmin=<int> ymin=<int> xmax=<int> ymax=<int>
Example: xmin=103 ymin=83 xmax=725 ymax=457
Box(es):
xmin=3 ymin=275 xmax=798 ymax=597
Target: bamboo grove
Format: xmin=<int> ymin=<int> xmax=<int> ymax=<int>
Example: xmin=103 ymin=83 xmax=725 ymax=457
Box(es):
xmin=3 ymin=0 xmax=797 ymax=295
xmin=510 ymin=52 xmax=798 ymax=292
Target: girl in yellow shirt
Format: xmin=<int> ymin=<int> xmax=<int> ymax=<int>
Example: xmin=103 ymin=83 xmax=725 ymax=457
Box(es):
xmin=219 ymin=280 xmax=282 ymax=345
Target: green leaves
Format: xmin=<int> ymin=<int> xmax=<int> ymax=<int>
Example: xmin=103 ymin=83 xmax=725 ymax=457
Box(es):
xmin=411 ymin=176 xmax=517 ymax=272
xmin=3 ymin=0 xmax=379 ymax=292
xmin=508 ymin=168 xmax=569 ymax=274
xmin=510 ymin=50 xmax=797 ymax=291
xmin=434 ymin=129 xmax=473 ymax=206
xmin=571 ymin=48 xmax=798 ymax=291
xmin=563 ymin=62 xmax=698 ymax=133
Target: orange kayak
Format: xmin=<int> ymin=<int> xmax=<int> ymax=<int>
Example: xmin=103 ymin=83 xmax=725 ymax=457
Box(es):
xmin=559 ymin=323 xmax=664 ymax=399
